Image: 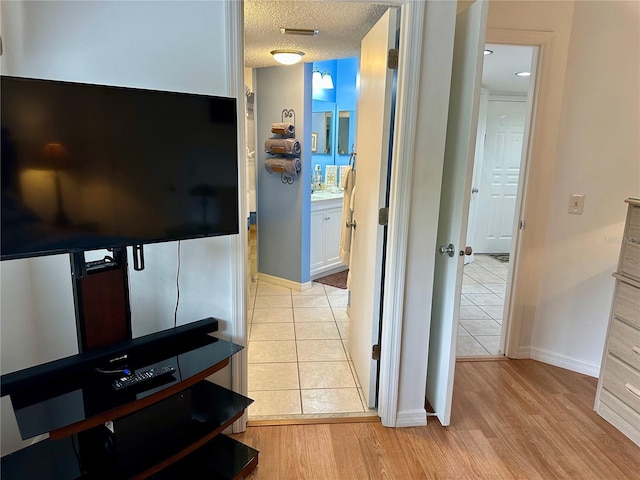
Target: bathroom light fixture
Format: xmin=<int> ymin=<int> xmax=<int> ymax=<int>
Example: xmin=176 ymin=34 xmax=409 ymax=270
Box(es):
xmin=312 ymin=68 xmax=323 ymax=88
xmin=321 ymin=71 xmax=334 ymax=89
xmin=483 ymin=49 xmax=493 ymax=55
xmin=515 ymin=71 xmax=531 ymax=77
xmin=312 ymin=68 xmax=334 ymax=90
xmin=271 ymin=49 xmax=305 ymax=65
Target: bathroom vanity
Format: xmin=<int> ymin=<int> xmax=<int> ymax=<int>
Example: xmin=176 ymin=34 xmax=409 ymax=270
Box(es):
xmin=310 ymin=192 xmax=345 ymax=278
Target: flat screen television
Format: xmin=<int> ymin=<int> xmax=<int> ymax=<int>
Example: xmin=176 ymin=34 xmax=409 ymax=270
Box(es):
xmin=1 ymin=76 xmax=239 ymax=260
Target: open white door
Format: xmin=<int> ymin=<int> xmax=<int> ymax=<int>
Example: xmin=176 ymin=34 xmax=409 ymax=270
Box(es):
xmin=349 ymin=7 xmax=397 ymax=408
xmin=426 ymin=0 xmax=488 ymax=426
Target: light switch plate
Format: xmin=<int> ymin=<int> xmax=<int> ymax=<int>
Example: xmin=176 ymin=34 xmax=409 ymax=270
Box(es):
xmin=569 ymin=194 xmax=585 ymax=215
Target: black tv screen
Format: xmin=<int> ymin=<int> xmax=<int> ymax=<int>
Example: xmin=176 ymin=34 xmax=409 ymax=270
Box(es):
xmin=1 ymin=76 xmax=239 ymax=260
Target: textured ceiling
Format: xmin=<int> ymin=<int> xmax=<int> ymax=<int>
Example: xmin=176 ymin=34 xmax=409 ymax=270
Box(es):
xmin=244 ymin=1 xmax=389 ymax=68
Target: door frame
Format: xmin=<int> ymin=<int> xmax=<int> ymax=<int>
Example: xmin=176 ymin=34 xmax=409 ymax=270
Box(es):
xmin=229 ymin=0 xmax=428 ymax=429
xmin=484 ymin=28 xmax=554 ymax=359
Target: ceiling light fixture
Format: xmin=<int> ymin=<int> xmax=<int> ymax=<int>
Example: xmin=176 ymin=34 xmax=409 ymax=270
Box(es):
xmin=483 ymin=49 xmax=493 ymax=56
xmin=280 ymin=28 xmax=319 ymax=37
xmin=515 ymin=71 xmax=531 ymax=77
xmin=271 ymin=49 xmax=305 ymax=65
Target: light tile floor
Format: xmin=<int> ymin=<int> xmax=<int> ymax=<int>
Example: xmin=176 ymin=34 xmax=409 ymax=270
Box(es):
xmin=457 ymin=254 xmax=509 ymax=357
xmin=247 ymin=280 xmax=375 ymax=420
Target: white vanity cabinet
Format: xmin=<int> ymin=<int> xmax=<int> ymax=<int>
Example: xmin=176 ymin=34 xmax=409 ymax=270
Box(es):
xmin=310 ymin=196 xmax=344 ymax=277
xmin=595 ymin=198 xmax=640 ymax=446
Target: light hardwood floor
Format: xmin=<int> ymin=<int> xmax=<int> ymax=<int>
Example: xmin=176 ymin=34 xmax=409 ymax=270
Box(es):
xmin=233 ymin=359 xmax=640 ymax=479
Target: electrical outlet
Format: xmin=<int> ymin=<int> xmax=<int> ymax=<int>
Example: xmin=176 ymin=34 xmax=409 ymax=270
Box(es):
xmin=569 ymin=194 xmax=585 ymax=215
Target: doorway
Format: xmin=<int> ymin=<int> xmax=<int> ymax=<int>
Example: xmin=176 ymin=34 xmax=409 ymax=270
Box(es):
xmin=243 ymin=2 xmax=396 ymax=422
xmin=456 ymin=43 xmax=535 ymax=358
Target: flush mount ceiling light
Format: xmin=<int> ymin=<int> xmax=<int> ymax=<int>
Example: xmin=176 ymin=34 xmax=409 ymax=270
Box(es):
xmin=483 ymin=49 xmax=494 ymax=56
xmin=271 ymin=49 xmax=305 ymax=65
xmin=515 ymin=71 xmax=531 ymax=77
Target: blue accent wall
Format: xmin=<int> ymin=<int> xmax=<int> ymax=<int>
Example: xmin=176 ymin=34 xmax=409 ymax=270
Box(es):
xmin=311 ymin=57 xmax=358 ymax=172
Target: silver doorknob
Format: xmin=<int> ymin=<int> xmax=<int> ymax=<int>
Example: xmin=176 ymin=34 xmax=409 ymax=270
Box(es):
xmin=346 ymin=220 xmax=357 ymax=229
xmin=438 ymin=243 xmax=455 ymax=257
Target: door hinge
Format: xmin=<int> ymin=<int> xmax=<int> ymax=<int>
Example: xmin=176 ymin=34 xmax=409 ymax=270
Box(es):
xmin=372 ymin=344 xmax=381 ymax=360
xmin=378 ymin=207 xmax=389 ymax=226
xmin=387 ymin=48 xmax=399 ymax=70
xmin=519 ymin=220 xmax=526 ymax=230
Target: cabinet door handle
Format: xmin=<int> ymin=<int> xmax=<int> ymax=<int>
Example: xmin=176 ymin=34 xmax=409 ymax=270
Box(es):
xmin=625 ymin=382 xmax=640 ymax=399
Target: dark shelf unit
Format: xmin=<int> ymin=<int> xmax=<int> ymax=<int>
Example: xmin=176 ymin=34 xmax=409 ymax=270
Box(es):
xmin=1 ymin=325 xmax=258 ymax=480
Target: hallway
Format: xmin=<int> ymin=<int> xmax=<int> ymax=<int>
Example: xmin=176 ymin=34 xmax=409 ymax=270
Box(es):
xmin=247 ymin=280 xmax=376 ymax=420
xmin=457 ymin=254 xmax=509 ymax=357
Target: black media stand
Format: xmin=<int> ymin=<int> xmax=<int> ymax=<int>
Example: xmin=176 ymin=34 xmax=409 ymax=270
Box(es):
xmin=0 ymin=319 xmax=258 ymax=479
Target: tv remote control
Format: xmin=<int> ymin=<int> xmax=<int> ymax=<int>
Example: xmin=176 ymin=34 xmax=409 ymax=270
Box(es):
xmin=112 ymin=365 xmax=176 ymax=391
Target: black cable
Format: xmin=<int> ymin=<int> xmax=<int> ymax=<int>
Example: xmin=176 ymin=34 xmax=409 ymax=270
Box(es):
xmin=174 ymin=240 xmax=181 ymax=328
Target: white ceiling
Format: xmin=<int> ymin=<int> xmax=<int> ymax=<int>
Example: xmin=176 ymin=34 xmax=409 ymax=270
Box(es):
xmin=244 ymin=3 xmax=534 ymax=95
xmin=482 ymin=44 xmax=534 ymax=95
xmin=244 ymin=1 xmax=388 ymax=68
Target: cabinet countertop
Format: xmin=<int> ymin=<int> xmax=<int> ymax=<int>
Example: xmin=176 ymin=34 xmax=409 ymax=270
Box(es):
xmin=311 ymin=192 xmax=344 ymax=203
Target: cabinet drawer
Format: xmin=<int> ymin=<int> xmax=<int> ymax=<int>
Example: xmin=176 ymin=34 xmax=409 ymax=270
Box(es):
xmin=613 ymin=281 xmax=640 ymax=330
xmin=609 ymin=318 xmax=640 ymax=370
xmin=602 ymin=354 xmax=640 ymax=415
xmin=621 ymin=206 xmax=640 ymax=280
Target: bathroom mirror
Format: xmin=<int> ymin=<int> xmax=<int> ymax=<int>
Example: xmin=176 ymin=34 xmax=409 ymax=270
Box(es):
xmin=337 ymin=110 xmax=353 ymax=155
xmin=312 ymin=111 xmax=332 ymax=155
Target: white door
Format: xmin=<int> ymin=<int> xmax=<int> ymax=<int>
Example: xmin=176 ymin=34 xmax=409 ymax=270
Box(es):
xmin=465 ymin=88 xmax=488 ymax=265
xmin=426 ymin=0 xmax=488 ymax=426
xmin=474 ymin=100 xmax=527 ymax=253
xmin=349 ymin=7 xmax=397 ymax=408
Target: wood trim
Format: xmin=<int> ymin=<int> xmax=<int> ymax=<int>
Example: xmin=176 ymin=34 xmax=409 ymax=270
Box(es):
xmin=247 ymin=416 xmax=379 ymax=427
xmin=377 ymin=0 xmax=426 ymax=429
xmin=48 ymin=358 xmax=230 ymax=440
xmin=456 ymin=356 xmax=509 ymax=362
xmin=227 ymin=0 xmax=248 ymax=435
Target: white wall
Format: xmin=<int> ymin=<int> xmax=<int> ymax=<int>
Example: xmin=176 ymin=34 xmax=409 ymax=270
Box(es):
xmin=0 ymin=0 xmax=236 ymax=456
xmin=530 ymin=0 xmax=640 ymax=374
xmin=486 ymin=0 xmax=576 ymax=354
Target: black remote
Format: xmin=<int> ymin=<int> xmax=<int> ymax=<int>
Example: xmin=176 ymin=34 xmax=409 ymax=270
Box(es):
xmin=112 ymin=365 xmax=176 ymax=391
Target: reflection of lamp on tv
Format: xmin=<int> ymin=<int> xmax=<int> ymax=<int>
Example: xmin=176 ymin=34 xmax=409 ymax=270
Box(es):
xmin=43 ymin=142 xmax=71 ymax=227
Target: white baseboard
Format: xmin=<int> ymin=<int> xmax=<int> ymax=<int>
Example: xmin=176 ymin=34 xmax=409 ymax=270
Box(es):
xmin=257 ymin=273 xmax=312 ymax=292
xmin=394 ymin=409 xmax=427 ymax=427
xmin=516 ymin=345 xmax=531 ymax=359
xmin=528 ymin=346 xmax=600 ymax=378
xmin=310 ymin=264 xmax=348 ymax=280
